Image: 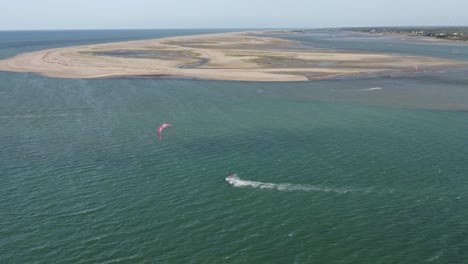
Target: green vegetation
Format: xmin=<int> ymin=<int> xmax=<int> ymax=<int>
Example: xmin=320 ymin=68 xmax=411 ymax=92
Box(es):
xmin=345 ymin=27 xmax=468 ymax=41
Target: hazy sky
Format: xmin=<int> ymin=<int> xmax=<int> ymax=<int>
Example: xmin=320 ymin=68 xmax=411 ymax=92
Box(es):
xmin=3 ymin=0 xmax=468 ymax=30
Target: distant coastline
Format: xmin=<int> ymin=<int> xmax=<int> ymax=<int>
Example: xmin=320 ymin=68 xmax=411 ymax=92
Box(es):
xmin=342 ymin=27 xmax=468 ymax=42
xmin=0 ymin=30 xmax=467 ymax=82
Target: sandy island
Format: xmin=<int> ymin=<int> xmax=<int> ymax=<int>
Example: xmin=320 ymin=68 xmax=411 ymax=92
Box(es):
xmin=0 ymin=30 xmax=467 ymax=82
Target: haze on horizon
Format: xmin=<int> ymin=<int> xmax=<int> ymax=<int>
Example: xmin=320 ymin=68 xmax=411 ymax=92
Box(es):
xmin=3 ymin=0 xmax=468 ymax=30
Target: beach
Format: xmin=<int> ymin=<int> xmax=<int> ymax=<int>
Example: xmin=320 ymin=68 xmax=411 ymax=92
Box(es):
xmin=1 ymin=30 xmax=467 ymax=81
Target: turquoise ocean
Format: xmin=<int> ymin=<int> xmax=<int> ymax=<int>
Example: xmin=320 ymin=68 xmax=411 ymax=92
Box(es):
xmin=1 ymin=30 xmax=468 ymax=263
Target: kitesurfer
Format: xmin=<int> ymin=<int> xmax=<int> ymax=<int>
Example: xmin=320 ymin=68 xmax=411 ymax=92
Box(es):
xmin=227 ymin=172 xmax=232 ymax=178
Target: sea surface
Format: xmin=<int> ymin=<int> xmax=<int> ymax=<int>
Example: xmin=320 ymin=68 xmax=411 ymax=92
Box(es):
xmin=1 ymin=29 xmax=468 ymax=264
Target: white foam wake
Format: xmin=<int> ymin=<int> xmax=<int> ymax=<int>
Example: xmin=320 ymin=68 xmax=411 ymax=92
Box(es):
xmin=330 ymin=87 xmax=382 ymax=92
xmin=226 ymin=175 xmax=367 ymax=194
xmin=359 ymin=87 xmax=382 ymax=91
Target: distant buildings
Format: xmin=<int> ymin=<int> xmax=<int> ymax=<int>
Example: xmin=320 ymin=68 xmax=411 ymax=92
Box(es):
xmin=350 ymin=27 xmax=468 ymax=41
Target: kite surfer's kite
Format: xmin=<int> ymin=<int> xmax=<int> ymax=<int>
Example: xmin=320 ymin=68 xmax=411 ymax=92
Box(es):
xmin=157 ymin=123 xmax=172 ymax=139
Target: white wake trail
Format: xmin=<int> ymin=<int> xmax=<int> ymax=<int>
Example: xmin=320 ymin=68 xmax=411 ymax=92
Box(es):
xmin=226 ymin=175 xmax=371 ymax=194
xmin=358 ymin=87 xmax=382 ymax=91
xmin=330 ymin=87 xmax=382 ymax=92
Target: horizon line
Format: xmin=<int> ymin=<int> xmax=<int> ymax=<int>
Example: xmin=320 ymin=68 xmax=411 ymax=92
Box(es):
xmin=2 ymin=25 xmax=468 ymax=32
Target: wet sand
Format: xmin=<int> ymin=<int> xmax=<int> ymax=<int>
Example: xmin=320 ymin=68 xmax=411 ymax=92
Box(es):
xmin=0 ymin=31 xmax=467 ymax=81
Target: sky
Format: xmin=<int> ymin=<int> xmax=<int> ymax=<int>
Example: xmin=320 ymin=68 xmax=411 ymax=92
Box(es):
xmin=2 ymin=0 xmax=468 ymax=30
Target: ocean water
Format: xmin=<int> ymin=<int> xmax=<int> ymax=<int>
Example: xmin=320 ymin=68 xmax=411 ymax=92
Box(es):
xmin=1 ymin=30 xmax=468 ymax=264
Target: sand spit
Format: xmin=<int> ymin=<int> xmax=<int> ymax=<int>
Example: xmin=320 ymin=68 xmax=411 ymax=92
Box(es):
xmin=0 ymin=31 xmax=467 ymax=81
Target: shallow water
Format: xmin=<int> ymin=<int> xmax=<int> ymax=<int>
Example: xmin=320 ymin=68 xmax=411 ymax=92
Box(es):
xmin=1 ymin=30 xmax=468 ymax=263
xmin=275 ymin=30 xmax=468 ymax=61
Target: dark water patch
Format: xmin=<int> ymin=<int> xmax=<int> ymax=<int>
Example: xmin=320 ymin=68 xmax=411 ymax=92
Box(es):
xmin=89 ymin=49 xmax=209 ymax=69
xmin=253 ymin=56 xmax=341 ymax=68
xmin=178 ymin=57 xmax=209 ymax=69
xmin=98 ymin=74 xmax=173 ymax=79
xmin=89 ymin=49 xmax=194 ymax=60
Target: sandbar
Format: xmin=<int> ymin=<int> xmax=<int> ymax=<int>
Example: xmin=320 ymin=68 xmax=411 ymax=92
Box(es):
xmin=0 ymin=31 xmax=467 ymax=82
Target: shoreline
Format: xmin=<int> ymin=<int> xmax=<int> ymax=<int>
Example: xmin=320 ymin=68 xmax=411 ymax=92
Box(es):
xmin=0 ymin=30 xmax=467 ymax=82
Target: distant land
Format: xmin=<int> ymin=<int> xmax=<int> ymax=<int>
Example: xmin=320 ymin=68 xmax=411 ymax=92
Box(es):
xmin=343 ymin=27 xmax=468 ymax=41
